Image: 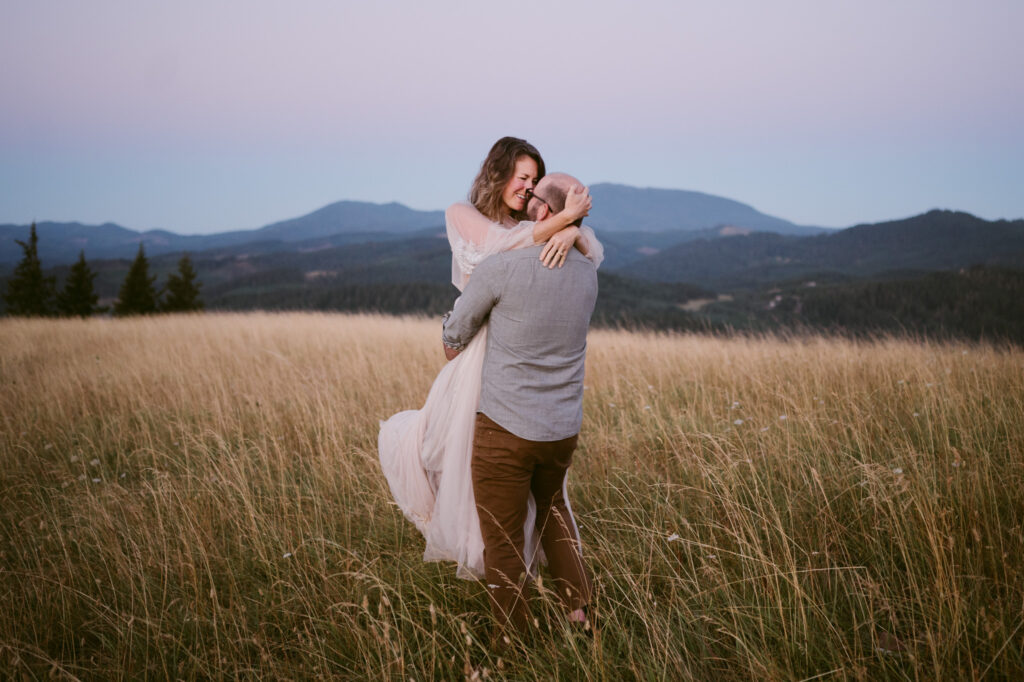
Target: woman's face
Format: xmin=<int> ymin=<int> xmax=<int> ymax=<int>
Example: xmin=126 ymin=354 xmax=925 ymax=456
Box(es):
xmin=500 ymin=155 xmax=539 ymax=215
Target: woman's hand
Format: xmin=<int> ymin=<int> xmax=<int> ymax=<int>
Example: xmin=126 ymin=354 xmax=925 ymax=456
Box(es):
xmin=563 ymin=185 xmax=592 ymax=222
xmin=530 ymin=184 xmax=593 ymax=246
xmin=540 ymin=226 xmax=581 ymax=268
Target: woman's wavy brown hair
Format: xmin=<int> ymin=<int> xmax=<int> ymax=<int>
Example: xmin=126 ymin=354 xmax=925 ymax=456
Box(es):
xmin=468 ymin=137 xmax=546 ymax=222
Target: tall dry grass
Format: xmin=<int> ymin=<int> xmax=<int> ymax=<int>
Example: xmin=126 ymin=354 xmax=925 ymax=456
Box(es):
xmin=1 ymin=313 xmax=1022 ymax=680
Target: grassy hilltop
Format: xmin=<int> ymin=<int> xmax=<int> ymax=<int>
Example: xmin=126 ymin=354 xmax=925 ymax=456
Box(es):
xmin=1 ymin=314 xmax=1022 ymax=679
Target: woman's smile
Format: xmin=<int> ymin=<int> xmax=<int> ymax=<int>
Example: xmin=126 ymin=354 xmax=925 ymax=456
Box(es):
xmin=501 ymin=156 xmax=539 ymax=214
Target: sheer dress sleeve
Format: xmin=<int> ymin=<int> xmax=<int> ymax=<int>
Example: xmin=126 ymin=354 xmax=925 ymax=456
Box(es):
xmin=576 ymin=225 xmax=604 ymax=270
xmin=446 ymin=203 xmax=534 ymax=291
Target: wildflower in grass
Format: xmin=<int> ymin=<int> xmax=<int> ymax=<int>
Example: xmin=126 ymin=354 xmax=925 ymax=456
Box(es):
xmin=44 ymin=443 xmax=53 ymax=450
xmin=77 ymin=474 xmax=85 ymax=481
xmin=897 ymin=380 xmax=905 ymax=385
xmin=119 ymin=473 xmax=126 ymax=479
xmin=90 ymin=458 xmax=100 ymax=466
xmin=734 ymin=419 xmax=744 ymax=426
xmin=282 ymin=552 xmax=292 ymax=559
xmin=913 ymin=412 xmax=920 ymax=417
xmin=779 ymin=414 xmax=787 ymax=421
xmin=893 ymin=468 xmax=903 ymax=475
xmin=92 ymin=478 xmax=101 ymax=483
xmin=730 ymin=401 xmax=740 ymax=410
xmin=644 ymin=405 xmax=651 ymax=410
xmin=608 ymin=402 xmax=616 ymax=407
xmin=667 ymin=533 xmax=681 ymax=542
xmin=761 ymin=426 xmax=770 ymax=432
xmin=70 ymin=455 xmax=78 ymax=463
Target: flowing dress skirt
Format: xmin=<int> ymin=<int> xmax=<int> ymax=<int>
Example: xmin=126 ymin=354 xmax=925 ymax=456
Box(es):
xmin=378 ymin=324 xmax=542 ymax=579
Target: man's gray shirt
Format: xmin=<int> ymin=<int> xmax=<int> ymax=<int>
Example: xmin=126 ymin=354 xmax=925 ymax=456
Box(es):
xmin=442 ymin=245 xmax=598 ymax=442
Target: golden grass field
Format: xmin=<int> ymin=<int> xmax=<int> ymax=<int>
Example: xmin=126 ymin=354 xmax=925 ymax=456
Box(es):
xmin=1 ymin=312 xmax=1022 ymax=680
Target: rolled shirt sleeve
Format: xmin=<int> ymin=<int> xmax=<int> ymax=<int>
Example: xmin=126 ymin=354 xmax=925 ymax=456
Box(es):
xmin=441 ymin=255 xmax=503 ymax=350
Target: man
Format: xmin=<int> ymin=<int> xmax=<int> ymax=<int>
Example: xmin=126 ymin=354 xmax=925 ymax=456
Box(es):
xmin=441 ymin=173 xmax=597 ymax=644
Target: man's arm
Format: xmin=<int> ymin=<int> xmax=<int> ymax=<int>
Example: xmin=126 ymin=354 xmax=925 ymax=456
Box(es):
xmin=530 ymin=185 xmax=591 ymax=244
xmin=441 ymin=257 xmax=501 ymax=360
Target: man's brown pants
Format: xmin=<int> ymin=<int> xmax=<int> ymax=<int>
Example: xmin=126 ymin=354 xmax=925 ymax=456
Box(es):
xmin=471 ymin=412 xmax=593 ymax=635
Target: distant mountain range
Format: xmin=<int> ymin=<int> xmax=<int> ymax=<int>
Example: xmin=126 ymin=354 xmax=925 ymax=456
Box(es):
xmin=4 ymin=184 xmax=1023 ymax=342
xmin=587 ymin=183 xmax=826 ymax=235
xmin=0 ymin=201 xmax=447 ymax=267
xmin=615 ymin=210 xmax=1024 ymax=289
xmin=0 ymin=183 xmax=827 ymax=267
xmin=4 ymin=185 xmax=1022 ymax=292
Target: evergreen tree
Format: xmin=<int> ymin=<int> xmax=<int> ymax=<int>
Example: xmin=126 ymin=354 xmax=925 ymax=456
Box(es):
xmin=114 ymin=244 xmax=158 ymax=316
xmin=2 ymin=222 xmax=56 ymax=316
xmin=161 ymin=254 xmax=203 ymax=312
xmin=56 ymin=250 xmax=104 ymax=317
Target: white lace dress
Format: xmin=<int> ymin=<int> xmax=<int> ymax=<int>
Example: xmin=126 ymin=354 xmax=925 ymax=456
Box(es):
xmin=378 ymin=202 xmax=604 ymax=579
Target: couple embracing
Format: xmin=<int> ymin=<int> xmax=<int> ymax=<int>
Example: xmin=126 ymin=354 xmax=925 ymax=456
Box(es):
xmin=378 ymin=136 xmax=603 ymax=645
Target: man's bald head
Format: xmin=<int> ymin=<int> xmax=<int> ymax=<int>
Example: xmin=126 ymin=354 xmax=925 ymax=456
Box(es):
xmin=527 ymin=172 xmax=584 ymax=224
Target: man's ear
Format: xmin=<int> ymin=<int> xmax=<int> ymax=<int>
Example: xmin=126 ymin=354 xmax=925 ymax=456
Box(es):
xmin=539 ymin=204 xmax=551 ymax=220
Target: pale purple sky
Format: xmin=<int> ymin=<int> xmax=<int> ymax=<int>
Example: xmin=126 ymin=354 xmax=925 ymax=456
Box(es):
xmin=2 ymin=0 xmax=1022 ymax=234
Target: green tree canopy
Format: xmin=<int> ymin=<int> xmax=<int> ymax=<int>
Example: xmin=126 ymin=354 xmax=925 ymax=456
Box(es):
xmin=114 ymin=245 xmax=158 ymax=316
xmin=3 ymin=222 xmax=55 ymax=316
xmin=161 ymin=254 xmax=203 ymax=313
xmin=56 ymin=250 xmax=104 ymax=317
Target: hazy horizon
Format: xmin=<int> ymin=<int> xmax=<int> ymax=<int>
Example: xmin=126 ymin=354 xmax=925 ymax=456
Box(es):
xmin=2 ymin=0 xmax=1022 ymax=235
xmin=5 ymin=181 xmax=1012 ymax=239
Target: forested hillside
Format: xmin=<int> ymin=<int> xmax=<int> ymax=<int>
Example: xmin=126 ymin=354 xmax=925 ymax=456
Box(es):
xmin=615 ymin=210 xmax=1024 ymax=289
xmin=4 ymin=206 xmax=1022 ymax=344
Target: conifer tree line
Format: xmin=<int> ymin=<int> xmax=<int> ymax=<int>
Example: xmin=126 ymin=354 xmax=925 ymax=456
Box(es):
xmin=2 ymin=223 xmax=203 ymax=317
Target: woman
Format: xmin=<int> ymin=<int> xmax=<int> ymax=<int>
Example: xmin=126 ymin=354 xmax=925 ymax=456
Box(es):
xmin=378 ymin=137 xmax=603 ymax=579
